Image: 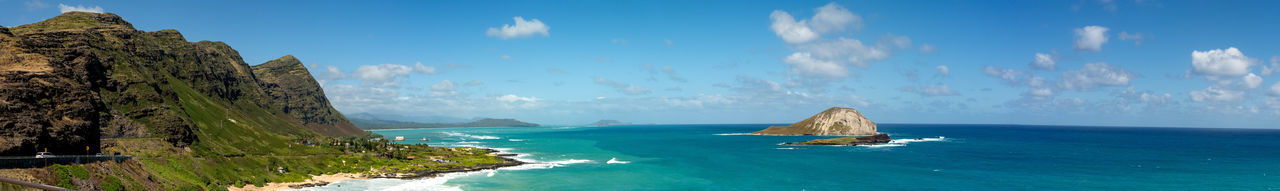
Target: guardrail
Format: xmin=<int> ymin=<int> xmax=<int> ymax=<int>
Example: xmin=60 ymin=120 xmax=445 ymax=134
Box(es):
xmin=0 ymin=155 xmax=133 ymax=169
xmin=0 ymin=176 xmax=72 ymax=191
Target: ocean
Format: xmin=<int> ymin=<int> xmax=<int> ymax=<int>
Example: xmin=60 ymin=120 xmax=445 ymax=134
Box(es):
xmin=300 ymin=124 xmax=1280 ymax=190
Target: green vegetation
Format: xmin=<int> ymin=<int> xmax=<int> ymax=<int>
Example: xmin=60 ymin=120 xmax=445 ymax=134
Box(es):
xmin=9 ymin=12 xmax=133 ymax=33
xmin=48 ymin=164 xmax=89 ymax=189
xmin=2 ymin=12 xmax=519 ymax=190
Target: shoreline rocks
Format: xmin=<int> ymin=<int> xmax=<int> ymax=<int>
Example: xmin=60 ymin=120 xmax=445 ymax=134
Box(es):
xmin=782 ymin=134 xmax=892 ymax=146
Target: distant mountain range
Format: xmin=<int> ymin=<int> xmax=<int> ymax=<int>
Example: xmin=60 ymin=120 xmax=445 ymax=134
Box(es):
xmin=349 ymin=114 xmax=539 ymax=129
xmin=589 ymin=119 xmax=632 ymax=126
xmin=346 ymin=112 xmax=476 ymax=124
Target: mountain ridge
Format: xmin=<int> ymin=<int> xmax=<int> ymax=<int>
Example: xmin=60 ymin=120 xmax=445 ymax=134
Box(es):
xmin=253 ymin=55 xmax=364 ymax=136
xmin=0 ymin=12 xmax=422 ymax=190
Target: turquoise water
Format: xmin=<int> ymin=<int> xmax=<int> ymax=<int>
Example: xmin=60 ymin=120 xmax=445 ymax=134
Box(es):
xmin=303 ymin=124 xmax=1280 ymax=190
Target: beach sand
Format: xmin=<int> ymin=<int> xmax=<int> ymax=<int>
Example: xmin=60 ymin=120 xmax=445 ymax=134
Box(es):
xmin=228 ymin=173 xmax=366 ymax=191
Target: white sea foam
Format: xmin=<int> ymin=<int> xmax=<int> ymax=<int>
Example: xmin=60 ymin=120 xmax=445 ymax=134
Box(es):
xmin=309 ymin=147 xmax=594 ymax=191
xmin=857 ymin=136 xmax=947 ymax=148
xmin=889 ymin=136 xmax=946 ymax=144
xmin=456 ymin=141 xmax=481 ymax=144
xmin=858 ymin=144 xmax=906 ymax=148
xmin=502 ymin=159 xmax=594 ymax=170
xmin=606 ymin=157 xmax=630 ymax=164
xmin=442 ymin=132 xmax=501 ymax=140
xmin=508 ymin=139 xmax=525 ymax=142
xmin=775 ymin=147 xmax=799 ymax=150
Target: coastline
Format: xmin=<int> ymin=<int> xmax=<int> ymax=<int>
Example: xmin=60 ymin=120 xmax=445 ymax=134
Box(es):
xmin=227 ymin=149 xmax=524 ymax=191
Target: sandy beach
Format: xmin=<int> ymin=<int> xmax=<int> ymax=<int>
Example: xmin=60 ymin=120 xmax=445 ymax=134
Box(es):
xmin=228 ymin=173 xmax=367 ymax=191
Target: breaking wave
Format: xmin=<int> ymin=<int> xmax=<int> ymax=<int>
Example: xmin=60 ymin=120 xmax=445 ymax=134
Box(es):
xmin=442 ymin=132 xmax=501 ymax=140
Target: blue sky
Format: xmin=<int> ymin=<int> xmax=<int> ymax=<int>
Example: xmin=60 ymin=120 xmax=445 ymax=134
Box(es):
xmin=4 ymin=0 xmax=1280 ymax=128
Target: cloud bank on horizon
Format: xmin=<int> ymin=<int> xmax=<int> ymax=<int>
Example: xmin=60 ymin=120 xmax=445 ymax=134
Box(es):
xmin=3 ymin=0 xmax=1279 ymax=128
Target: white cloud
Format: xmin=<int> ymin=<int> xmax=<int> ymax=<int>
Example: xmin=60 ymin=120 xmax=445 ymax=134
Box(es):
xmin=1028 ymin=87 xmax=1055 ymax=97
xmin=26 ymin=0 xmax=50 ymax=11
xmin=808 ymin=3 xmax=861 ymax=33
xmin=1190 ymin=86 xmax=1245 ymax=102
xmin=1261 ymin=56 xmax=1278 ymax=75
xmin=919 ymin=44 xmax=937 ymax=55
xmin=413 ymin=62 xmax=436 ymax=74
xmin=464 ymin=80 xmax=484 ymax=86
xmin=769 ymin=3 xmax=862 ymax=44
xmin=768 ymin=3 xmax=911 ymax=92
xmin=1099 ymin=0 xmax=1118 ymax=12
xmin=1073 ymin=26 xmax=1109 ymax=52
xmin=900 ymin=84 xmax=959 ymax=97
xmin=1058 ymin=62 xmax=1134 ymax=91
xmin=309 ymin=65 xmax=346 ymax=85
xmin=1269 ymin=82 xmax=1280 ymax=97
xmin=783 ymin=52 xmax=847 ymax=79
xmin=58 ymin=4 xmax=103 ymax=13
xmin=500 ymin=55 xmax=511 ymax=60
xmin=486 ymin=16 xmax=550 ymax=39
xmin=983 ymin=66 xmax=1028 ymax=86
xmin=1243 ymin=73 xmax=1263 ymax=89
xmin=769 ymin=11 xmax=819 ymax=44
xmin=730 ymin=76 xmax=788 ymax=96
xmin=796 ymin=38 xmax=893 ymax=69
xmin=1191 ymin=47 xmax=1256 ymax=77
xmin=430 ymin=80 xmax=457 ymax=96
xmin=660 ymin=66 xmax=687 ymax=83
xmin=663 ymin=38 xmax=674 ymax=46
xmin=1031 ymin=53 xmax=1056 ymax=70
xmin=1118 ymin=31 xmax=1145 ymax=45
xmin=936 ymin=65 xmax=950 ymax=77
xmin=592 ymin=76 xmax=651 ymax=95
xmin=496 ymin=94 xmax=539 ymax=103
xmin=352 ymin=63 xmax=435 ymax=87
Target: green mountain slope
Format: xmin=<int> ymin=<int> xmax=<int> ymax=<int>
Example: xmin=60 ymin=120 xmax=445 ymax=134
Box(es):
xmin=253 ymin=55 xmax=364 ymax=136
xmin=0 ymin=12 xmax=511 ymax=190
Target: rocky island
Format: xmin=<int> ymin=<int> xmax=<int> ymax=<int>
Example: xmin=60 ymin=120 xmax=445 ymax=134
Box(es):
xmin=753 ymin=107 xmax=891 ymax=146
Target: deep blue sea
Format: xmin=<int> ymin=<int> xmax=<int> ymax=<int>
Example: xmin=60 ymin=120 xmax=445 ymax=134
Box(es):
xmin=302 ymin=124 xmax=1280 ymax=190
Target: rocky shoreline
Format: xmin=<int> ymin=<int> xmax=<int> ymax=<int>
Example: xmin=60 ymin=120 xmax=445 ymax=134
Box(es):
xmin=365 ymin=150 xmax=525 ymax=179
xmin=782 ymin=134 xmax=892 ymax=146
xmin=233 ymin=149 xmax=526 ymax=190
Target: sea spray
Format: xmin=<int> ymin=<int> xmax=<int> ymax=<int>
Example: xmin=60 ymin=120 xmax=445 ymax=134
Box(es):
xmin=442 ymin=132 xmax=501 ymax=140
xmin=606 ymin=157 xmax=631 ymax=164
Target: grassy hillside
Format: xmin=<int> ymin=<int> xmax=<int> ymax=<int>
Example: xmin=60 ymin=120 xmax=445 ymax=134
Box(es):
xmin=0 ymin=12 xmax=514 ymax=190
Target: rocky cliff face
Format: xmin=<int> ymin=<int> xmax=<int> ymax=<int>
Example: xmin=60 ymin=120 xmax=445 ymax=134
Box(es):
xmin=0 ymin=12 xmax=362 ymax=155
xmin=253 ymin=55 xmax=364 ymax=136
xmin=752 ymin=107 xmax=877 ymax=136
xmin=0 ymin=23 xmax=105 ymax=156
